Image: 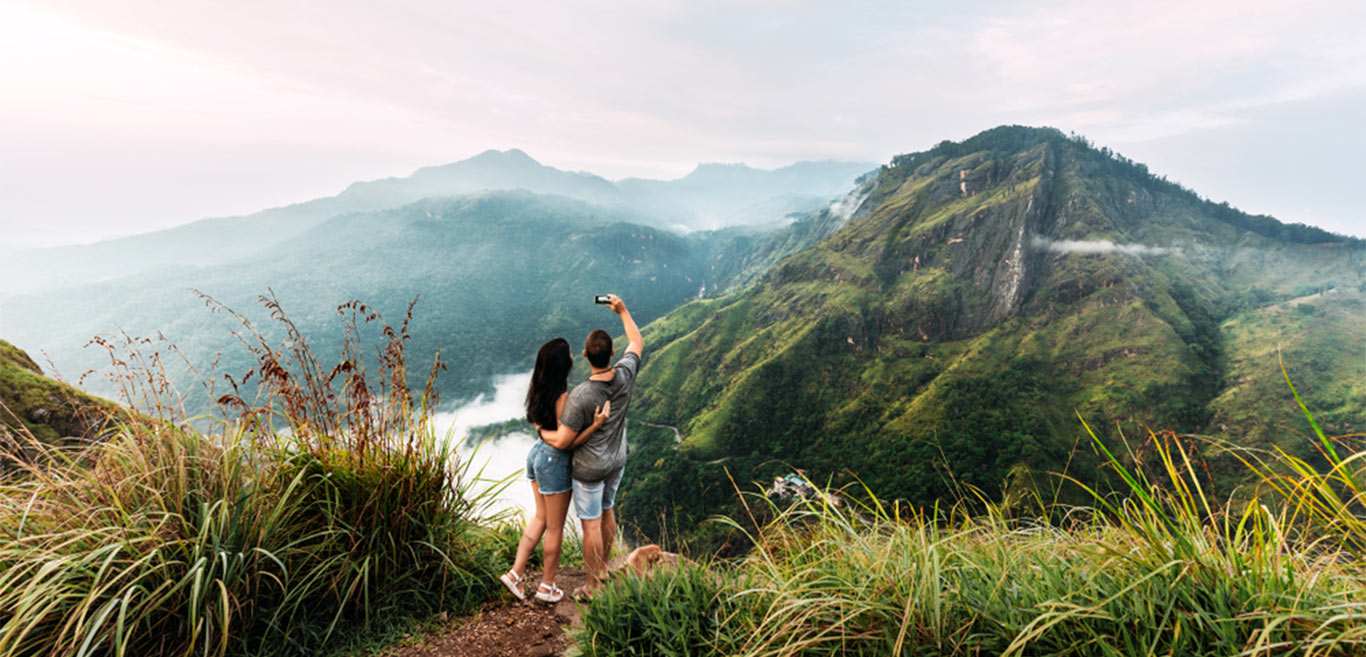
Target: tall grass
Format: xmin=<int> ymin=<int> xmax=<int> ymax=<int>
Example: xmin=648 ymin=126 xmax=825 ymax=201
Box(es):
xmin=579 ymin=399 xmax=1366 ymax=655
xmin=576 ymin=562 xmax=742 ymax=657
xmin=0 ymin=294 xmax=508 ymax=656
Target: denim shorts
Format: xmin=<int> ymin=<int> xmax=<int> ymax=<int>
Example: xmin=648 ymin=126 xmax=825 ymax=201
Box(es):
xmin=573 ymin=466 xmax=624 ymax=520
xmin=525 ymin=440 xmax=573 ymax=495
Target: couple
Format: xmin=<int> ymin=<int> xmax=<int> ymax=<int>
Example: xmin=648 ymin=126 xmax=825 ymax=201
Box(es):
xmin=500 ymin=294 xmax=643 ymax=603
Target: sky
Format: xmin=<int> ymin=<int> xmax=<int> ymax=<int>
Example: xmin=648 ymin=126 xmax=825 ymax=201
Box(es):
xmin=1 ymin=0 xmax=1363 ymax=247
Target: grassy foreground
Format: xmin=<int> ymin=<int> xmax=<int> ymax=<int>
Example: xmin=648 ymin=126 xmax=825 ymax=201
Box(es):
xmin=0 ymin=297 xmax=515 ymax=657
xmin=579 ymin=388 xmax=1366 ymax=656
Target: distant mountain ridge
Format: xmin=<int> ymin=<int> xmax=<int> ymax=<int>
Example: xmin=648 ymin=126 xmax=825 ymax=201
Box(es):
xmin=0 ymin=150 xmax=874 ymax=293
xmin=335 ymin=148 xmax=625 ymax=210
xmin=617 ymin=159 xmax=874 ymax=231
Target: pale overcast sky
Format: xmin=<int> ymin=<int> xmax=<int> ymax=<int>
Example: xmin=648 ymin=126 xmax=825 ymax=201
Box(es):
xmin=1 ymin=0 xmax=1363 ymax=247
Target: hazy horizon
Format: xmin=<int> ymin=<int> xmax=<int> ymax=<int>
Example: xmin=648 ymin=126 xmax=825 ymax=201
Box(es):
xmin=3 ymin=149 xmax=879 ymax=248
xmin=2 ymin=1 xmax=1363 ymax=247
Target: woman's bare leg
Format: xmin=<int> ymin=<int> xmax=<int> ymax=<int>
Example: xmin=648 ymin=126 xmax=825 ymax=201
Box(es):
xmin=539 ymin=491 xmax=572 ymax=587
xmin=511 ymin=481 xmax=547 ymax=578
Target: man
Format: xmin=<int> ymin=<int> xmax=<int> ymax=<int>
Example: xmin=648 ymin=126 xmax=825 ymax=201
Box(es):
xmin=539 ymin=293 xmax=643 ymax=596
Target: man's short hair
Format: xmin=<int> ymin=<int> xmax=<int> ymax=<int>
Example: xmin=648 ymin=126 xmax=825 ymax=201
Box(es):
xmin=585 ymin=329 xmax=613 ymax=368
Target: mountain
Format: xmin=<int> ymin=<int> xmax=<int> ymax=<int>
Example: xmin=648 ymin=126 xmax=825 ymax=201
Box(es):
xmin=0 ymin=149 xmax=873 ymax=408
xmin=1 ymin=151 xmax=873 ymax=294
xmin=331 ymin=148 xmax=624 ymax=212
xmin=617 ymin=126 xmax=1365 ymax=547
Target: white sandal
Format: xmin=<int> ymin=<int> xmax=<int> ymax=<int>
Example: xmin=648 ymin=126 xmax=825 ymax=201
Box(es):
xmin=499 ymin=569 xmax=526 ymax=601
xmin=534 ymin=581 xmax=564 ymax=603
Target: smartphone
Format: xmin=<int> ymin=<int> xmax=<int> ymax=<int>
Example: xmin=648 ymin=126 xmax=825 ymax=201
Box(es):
xmin=594 ymin=295 xmax=611 ymax=304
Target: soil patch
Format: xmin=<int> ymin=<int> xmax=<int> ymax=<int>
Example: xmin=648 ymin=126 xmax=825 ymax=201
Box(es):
xmin=379 ymin=549 xmax=676 ymax=657
xmin=381 ymin=568 xmax=587 ymax=657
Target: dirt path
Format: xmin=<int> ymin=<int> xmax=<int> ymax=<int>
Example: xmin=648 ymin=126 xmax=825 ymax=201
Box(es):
xmin=377 ymin=545 xmax=672 ymax=656
xmin=382 ymin=567 xmax=588 ymax=657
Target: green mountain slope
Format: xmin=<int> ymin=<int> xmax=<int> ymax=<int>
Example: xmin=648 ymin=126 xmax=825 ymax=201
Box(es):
xmin=0 ymin=339 xmax=116 ymax=448
xmin=619 ymin=126 xmax=1365 ymax=545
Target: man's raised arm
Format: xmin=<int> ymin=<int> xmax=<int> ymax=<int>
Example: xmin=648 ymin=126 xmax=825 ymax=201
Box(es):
xmin=607 ymin=294 xmax=643 ymax=358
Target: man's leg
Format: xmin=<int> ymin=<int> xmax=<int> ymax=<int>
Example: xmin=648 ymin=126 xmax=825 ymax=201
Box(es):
xmin=572 ymin=476 xmax=609 ymax=590
xmin=599 ymin=507 xmax=616 ymax=570
xmin=580 ymin=515 xmax=605 ymax=588
xmin=596 ymin=467 xmax=624 ymax=577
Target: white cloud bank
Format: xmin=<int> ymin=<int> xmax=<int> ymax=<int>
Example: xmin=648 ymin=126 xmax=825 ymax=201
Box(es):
xmin=1031 ymin=237 xmax=1175 ymax=256
xmin=432 ymin=371 xmax=538 ymax=519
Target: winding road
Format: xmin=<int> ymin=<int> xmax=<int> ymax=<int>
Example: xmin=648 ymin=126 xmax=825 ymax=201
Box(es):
xmin=634 ymin=420 xmax=732 ymax=464
xmin=636 ymin=420 xmax=681 ymax=444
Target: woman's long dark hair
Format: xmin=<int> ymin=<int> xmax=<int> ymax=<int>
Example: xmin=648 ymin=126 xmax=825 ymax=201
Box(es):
xmin=526 ymin=338 xmax=573 ymax=430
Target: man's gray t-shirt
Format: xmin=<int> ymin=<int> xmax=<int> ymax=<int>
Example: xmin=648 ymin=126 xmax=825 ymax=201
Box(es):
xmin=561 ymin=352 xmax=640 ymax=482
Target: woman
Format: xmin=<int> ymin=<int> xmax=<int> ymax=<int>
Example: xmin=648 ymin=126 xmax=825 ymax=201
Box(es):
xmin=500 ymin=338 xmax=609 ymax=603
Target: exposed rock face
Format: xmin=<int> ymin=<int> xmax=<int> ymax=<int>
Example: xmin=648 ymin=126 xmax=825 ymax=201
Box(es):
xmin=794 ymin=139 xmax=1063 ymax=342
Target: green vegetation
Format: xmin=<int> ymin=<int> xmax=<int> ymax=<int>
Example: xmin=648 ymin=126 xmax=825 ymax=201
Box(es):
xmin=581 ymin=403 xmax=1366 ymax=656
xmin=2 ymin=187 xmax=878 ymax=416
xmin=463 ymin=417 xmax=529 ymax=445
xmin=0 ymin=301 xmax=514 ymax=656
xmin=0 ymin=339 xmax=118 ymax=446
xmin=1205 ymin=289 xmax=1365 ymax=478
xmin=620 ymin=127 xmax=1365 ymax=550
xmin=576 ymin=561 xmax=740 ymax=657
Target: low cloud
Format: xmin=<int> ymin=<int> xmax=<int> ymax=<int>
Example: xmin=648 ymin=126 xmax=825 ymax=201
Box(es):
xmin=828 ymin=185 xmax=873 ymax=222
xmin=1032 ymin=237 xmax=1175 ymax=256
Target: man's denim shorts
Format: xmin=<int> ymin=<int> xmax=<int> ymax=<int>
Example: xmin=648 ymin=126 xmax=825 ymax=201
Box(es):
xmin=573 ymin=466 xmax=624 ymax=520
xmin=526 ymin=441 xmax=573 ymax=495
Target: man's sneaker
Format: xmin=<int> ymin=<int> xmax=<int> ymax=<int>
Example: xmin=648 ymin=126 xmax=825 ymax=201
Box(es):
xmin=499 ymin=570 xmax=525 ymax=601
xmin=534 ymin=581 xmax=563 ymax=603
